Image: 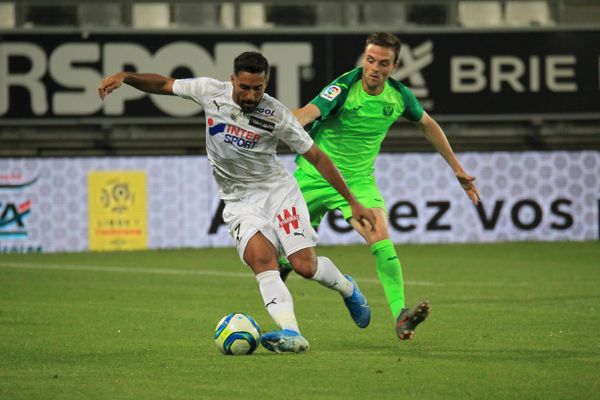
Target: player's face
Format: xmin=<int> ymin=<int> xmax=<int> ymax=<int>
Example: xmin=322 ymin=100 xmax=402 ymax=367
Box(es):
xmin=231 ymin=71 xmax=268 ymax=113
xmin=362 ymin=44 xmax=398 ymax=94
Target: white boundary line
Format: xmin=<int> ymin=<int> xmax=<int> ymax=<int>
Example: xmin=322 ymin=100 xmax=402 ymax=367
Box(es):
xmin=0 ymin=261 xmax=526 ymax=287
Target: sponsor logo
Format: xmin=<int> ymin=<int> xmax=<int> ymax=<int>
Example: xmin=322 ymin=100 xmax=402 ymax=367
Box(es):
xmin=207 ymin=118 xmax=226 ymax=136
xmin=392 ymin=40 xmax=434 ymax=108
xmin=277 ymin=207 xmax=300 ymax=235
xmin=212 ymin=100 xmax=222 ymax=112
xmin=320 ymin=85 xmax=342 ymax=101
xmin=0 ymin=244 xmax=42 ymax=254
xmin=265 ymin=298 xmax=277 ymax=308
xmin=207 ymin=118 xmax=262 ymax=149
xmin=0 ymin=200 xmax=31 ymax=238
xmin=327 ymin=198 xmax=576 ymax=234
xmin=248 ymin=116 xmax=275 ymax=133
xmin=255 ymin=107 xmax=276 ymax=116
xmin=1 ymin=40 xmax=312 ymax=117
xmin=0 ymin=172 xmax=39 ymax=189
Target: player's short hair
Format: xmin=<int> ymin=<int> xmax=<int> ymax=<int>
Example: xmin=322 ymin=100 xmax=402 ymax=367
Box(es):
xmin=234 ymin=52 xmax=270 ymax=76
xmin=365 ymin=32 xmax=401 ymax=64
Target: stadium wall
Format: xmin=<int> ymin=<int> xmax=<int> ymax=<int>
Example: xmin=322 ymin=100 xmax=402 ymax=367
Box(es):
xmin=1 ymin=151 xmax=598 ymax=254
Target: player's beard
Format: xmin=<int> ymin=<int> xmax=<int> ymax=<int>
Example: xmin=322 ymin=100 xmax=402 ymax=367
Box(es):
xmin=234 ymin=92 xmax=261 ymax=113
xmin=362 ymin=70 xmax=386 ymax=95
xmin=366 ymin=74 xmax=384 ymax=90
xmin=239 ymin=100 xmax=259 ymax=113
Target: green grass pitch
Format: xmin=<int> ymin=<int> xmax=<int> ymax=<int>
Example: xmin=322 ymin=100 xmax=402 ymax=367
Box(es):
xmin=1 ymin=242 xmax=599 ymax=399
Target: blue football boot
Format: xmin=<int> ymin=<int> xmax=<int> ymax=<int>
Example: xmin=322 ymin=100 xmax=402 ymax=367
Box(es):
xmin=343 ymin=275 xmax=371 ymax=328
xmin=261 ymin=329 xmax=309 ymax=353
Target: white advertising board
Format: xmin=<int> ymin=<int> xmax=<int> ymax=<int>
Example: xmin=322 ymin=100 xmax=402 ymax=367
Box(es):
xmin=0 ymin=151 xmax=598 ymax=253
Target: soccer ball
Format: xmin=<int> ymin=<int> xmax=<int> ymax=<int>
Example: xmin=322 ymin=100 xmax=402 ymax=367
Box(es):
xmin=214 ymin=312 xmax=261 ymax=355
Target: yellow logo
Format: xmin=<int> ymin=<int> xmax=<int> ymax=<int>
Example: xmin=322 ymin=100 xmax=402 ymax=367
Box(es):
xmin=88 ymin=171 xmax=148 ymax=251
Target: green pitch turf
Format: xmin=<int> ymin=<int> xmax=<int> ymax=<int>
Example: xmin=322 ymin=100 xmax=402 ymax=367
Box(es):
xmin=1 ymin=242 xmax=599 ymax=399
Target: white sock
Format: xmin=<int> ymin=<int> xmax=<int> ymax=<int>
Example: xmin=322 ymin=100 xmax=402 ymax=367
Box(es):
xmin=255 ymin=270 xmax=300 ymax=333
xmin=311 ymin=256 xmax=354 ymax=298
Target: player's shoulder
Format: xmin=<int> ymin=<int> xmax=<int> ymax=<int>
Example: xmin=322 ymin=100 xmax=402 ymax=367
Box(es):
xmin=174 ymin=76 xmax=229 ymax=98
xmin=332 ymin=67 xmax=362 ymax=90
xmin=314 ymin=67 xmax=362 ymax=104
xmin=198 ymin=77 xmax=230 ymax=95
xmin=255 ymin=93 xmax=292 ymax=123
xmin=387 ymin=76 xmax=412 ymax=94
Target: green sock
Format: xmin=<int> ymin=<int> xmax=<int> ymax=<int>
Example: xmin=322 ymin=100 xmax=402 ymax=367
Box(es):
xmin=278 ymin=255 xmax=292 ymax=271
xmin=371 ymin=239 xmax=405 ymax=319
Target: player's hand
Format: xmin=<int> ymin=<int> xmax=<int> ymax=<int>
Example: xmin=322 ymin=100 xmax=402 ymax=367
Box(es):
xmin=456 ymin=171 xmax=480 ymax=205
xmin=98 ymin=73 xmax=125 ymax=101
xmin=350 ymin=202 xmax=377 ymax=232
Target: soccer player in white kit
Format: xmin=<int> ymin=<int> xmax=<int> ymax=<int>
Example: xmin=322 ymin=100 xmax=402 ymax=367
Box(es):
xmin=98 ymin=51 xmax=376 ymax=353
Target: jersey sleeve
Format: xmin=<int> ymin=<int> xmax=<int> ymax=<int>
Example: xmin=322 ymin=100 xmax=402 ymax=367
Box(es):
xmin=399 ymin=85 xmax=424 ymax=122
xmin=172 ymin=77 xmax=210 ymax=108
xmin=278 ymin=109 xmax=314 ymax=155
xmin=309 ymin=68 xmax=361 ymax=120
xmin=309 ymin=82 xmax=347 ymax=119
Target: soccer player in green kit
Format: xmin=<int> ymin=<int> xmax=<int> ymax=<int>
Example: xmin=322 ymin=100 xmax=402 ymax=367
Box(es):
xmin=281 ymin=32 xmax=481 ymax=340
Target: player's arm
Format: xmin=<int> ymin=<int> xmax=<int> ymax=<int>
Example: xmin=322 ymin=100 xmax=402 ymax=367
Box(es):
xmin=414 ymin=111 xmax=481 ymax=205
xmin=98 ymin=72 xmax=175 ymax=100
xmin=293 ymin=104 xmax=322 ymax=127
xmin=301 ymin=144 xmax=376 ymax=230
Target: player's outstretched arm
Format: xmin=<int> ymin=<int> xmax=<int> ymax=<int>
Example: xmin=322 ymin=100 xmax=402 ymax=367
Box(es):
xmin=98 ymin=72 xmax=175 ymax=100
xmin=301 ymin=144 xmax=376 ymax=231
xmin=293 ymin=104 xmax=321 ymax=127
xmin=415 ymin=112 xmax=481 ymax=205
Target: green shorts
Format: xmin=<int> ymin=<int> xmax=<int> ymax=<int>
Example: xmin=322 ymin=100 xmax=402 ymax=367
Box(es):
xmin=294 ymin=167 xmax=387 ymax=228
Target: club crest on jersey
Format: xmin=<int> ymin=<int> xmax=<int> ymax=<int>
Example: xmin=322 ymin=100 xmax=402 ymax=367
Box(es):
xmin=320 ymin=85 xmax=342 ymax=101
xmin=383 ymin=105 xmax=394 ymax=117
xmin=277 ymin=206 xmax=300 ymax=235
xmin=207 ymin=118 xmax=262 ymax=149
xmin=230 ymin=108 xmax=244 ymax=122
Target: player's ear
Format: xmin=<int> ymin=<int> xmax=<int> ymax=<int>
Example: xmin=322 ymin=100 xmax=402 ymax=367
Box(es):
xmin=230 ymin=73 xmax=236 ymax=85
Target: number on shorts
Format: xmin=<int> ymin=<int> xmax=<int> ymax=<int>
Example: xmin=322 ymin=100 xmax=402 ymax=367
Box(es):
xmin=233 ymin=223 xmax=241 ymax=242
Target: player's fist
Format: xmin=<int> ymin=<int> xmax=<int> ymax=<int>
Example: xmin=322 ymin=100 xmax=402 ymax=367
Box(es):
xmin=98 ymin=73 xmax=126 ymax=101
xmin=350 ymin=202 xmax=377 ymax=232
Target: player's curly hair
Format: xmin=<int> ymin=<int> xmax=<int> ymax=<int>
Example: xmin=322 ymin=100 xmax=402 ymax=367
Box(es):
xmin=234 ymin=51 xmax=270 ymax=76
xmin=365 ymin=32 xmax=401 ymax=64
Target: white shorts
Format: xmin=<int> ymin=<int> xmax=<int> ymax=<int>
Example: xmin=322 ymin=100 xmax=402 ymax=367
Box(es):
xmin=222 ymin=176 xmax=318 ymax=265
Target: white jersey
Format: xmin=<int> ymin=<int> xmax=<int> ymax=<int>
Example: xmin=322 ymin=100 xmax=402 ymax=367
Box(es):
xmin=172 ymin=77 xmax=313 ymax=200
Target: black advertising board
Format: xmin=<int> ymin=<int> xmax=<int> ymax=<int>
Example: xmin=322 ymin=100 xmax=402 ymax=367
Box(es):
xmin=1 ymin=30 xmax=599 ymax=121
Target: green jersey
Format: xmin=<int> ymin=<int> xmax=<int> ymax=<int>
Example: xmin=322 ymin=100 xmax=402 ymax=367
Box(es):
xmin=296 ymin=67 xmax=424 ymax=179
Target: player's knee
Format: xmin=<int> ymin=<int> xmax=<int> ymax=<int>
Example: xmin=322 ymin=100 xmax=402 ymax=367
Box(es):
xmin=288 ymin=250 xmax=317 ymax=279
xmin=293 ymin=260 xmax=317 ymax=279
xmin=245 ymin=253 xmax=277 ymax=271
xmin=365 ymin=221 xmax=390 ymax=243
